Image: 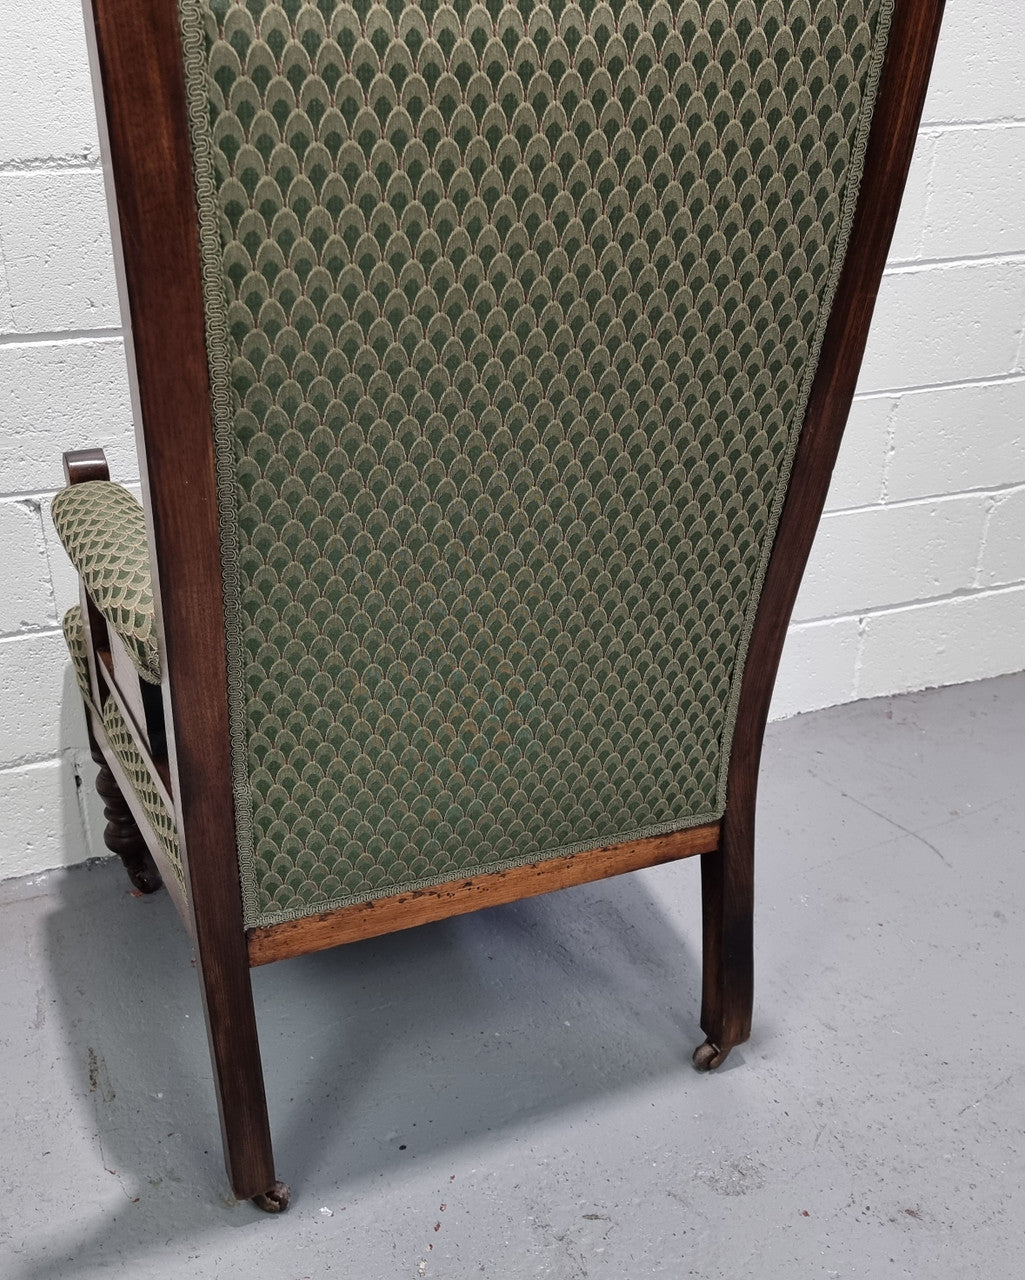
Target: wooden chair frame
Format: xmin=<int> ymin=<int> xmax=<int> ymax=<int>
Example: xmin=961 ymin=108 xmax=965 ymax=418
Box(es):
xmin=72 ymin=0 xmax=944 ymax=1209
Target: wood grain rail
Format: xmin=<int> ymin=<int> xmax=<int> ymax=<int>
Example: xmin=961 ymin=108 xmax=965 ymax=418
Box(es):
xmin=248 ymin=821 xmax=720 ymax=965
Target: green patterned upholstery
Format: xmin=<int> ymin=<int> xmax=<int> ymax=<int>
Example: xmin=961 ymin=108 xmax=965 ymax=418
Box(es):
xmin=101 ymin=697 xmax=185 ymax=888
xmin=63 ymin=604 xmax=97 ymax=711
xmin=180 ymin=0 xmax=891 ymax=927
xmin=62 ymin=606 xmax=185 ymax=888
xmin=51 ymin=483 xmax=161 ymax=684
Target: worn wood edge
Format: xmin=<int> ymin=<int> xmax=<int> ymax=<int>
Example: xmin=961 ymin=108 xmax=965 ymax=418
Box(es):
xmin=84 ymin=0 xmax=239 ymax=908
xmin=86 ymin=0 xmax=276 ymax=1200
xmin=89 ymin=711 xmax=191 ymax=929
xmin=248 ymin=822 xmax=720 ymax=965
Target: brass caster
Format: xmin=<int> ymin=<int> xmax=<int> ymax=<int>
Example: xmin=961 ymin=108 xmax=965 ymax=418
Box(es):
xmin=692 ymin=1039 xmax=731 ymax=1072
xmin=252 ymin=1181 xmax=291 ymax=1213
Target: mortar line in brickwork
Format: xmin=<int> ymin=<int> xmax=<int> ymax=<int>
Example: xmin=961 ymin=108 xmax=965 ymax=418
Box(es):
xmin=0 ymin=230 xmax=12 ymax=322
xmin=972 ymin=499 xmax=999 ymax=591
xmin=857 ymin=369 xmax=1025 ymax=398
xmin=887 ymin=131 xmax=937 ymax=266
xmin=0 ymin=327 xmax=123 ymax=349
xmin=1013 ymin=311 xmax=1025 ymax=374
xmin=883 ymin=250 xmax=1025 ymax=275
xmin=825 ymin=482 xmax=1025 ymax=520
xmin=850 ymin=615 xmax=870 ymax=702
xmin=0 ymin=482 xmax=141 ymax=503
xmin=918 ymin=117 xmax=1025 ymax=133
xmin=0 ymin=626 xmax=62 ymax=645
xmin=7 ymin=494 xmax=57 ymax=633
xmin=793 ymin=580 xmax=1025 ymax=631
xmin=0 ymin=751 xmax=68 ymax=774
xmin=0 ymin=157 xmax=100 ymax=176
xmin=0 ymin=756 xmax=66 ymax=779
xmin=916 ymin=131 xmax=940 ymax=263
xmin=878 ymin=397 xmax=901 ymax=505
xmin=34 ymin=498 xmax=63 ymax=631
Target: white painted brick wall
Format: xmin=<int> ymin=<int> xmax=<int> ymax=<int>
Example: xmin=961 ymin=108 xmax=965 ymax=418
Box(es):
xmin=884 ymin=378 xmax=1025 ymax=501
xmin=979 ymin=488 xmax=1025 ymax=588
xmin=0 ymin=3 xmax=98 ymax=169
xmin=857 ymin=585 xmax=1025 ymax=700
xmin=793 ymin=495 xmax=991 ymax=622
xmin=0 ymin=0 xmax=136 ymax=879
xmin=1 ymin=339 xmax=136 ymax=492
xmin=773 ymin=3 xmax=1025 ymax=730
xmin=1 ymin=4 xmax=1023 ymax=879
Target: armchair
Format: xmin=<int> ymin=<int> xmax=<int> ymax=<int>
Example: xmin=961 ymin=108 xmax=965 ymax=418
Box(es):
xmin=52 ymin=0 xmax=942 ymax=1209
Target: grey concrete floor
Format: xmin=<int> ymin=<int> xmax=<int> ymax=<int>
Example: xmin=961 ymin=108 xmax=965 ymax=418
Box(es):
xmin=2 ymin=675 xmax=1024 ymax=1279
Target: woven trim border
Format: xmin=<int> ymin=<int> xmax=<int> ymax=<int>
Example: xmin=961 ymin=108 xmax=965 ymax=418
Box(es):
xmin=714 ymin=0 xmax=895 ymax=812
xmin=177 ymin=0 xmax=894 ymax=930
xmin=180 ymin=0 xmax=261 ymax=921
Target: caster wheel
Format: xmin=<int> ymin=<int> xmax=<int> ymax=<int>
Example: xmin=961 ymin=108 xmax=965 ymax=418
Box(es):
xmin=252 ymin=1181 xmax=291 ymax=1213
xmin=128 ymin=864 xmax=163 ymax=895
xmin=692 ymin=1040 xmax=730 ymax=1072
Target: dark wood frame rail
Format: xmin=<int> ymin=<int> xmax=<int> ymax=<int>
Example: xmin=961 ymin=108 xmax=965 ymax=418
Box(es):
xmin=75 ymin=0 xmax=945 ymax=1209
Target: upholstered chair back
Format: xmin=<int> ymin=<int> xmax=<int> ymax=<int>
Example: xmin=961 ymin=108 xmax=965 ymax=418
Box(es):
xmin=174 ymin=0 xmax=893 ymax=928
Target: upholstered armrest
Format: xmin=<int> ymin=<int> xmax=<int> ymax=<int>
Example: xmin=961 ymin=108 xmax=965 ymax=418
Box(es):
xmin=100 ymin=692 xmax=183 ymax=886
xmin=51 ymin=481 xmax=160 ymax=684
xmin=62 ymin=604 xmax=96 ymax=711
xmin=62 ymin=603 xmax=183 ymax=887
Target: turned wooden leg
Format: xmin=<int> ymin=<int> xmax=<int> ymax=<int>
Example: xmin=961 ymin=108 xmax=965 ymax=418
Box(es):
xmin=90 ymin=743 xmax=163 ymax=894
xmin=694 ymin=804 xmax=754 ymax=1071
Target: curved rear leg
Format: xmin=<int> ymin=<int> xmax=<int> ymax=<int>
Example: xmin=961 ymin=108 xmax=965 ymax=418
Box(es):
xmin=694 ymin=805 xmax=754 ymax=1070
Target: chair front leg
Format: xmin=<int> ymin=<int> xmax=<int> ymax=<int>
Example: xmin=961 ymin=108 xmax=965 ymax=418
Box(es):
xmin=88 ymin=733 xmax=163 ymax=895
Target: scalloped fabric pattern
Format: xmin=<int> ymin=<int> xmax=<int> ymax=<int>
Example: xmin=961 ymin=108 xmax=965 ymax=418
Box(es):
xmin=51 ymin=482 xmax=161 ymax=684
xmin=183 ymin=0 xmax=889 ymax=926
xmin=101 ymin=693 xmax=186 ymax=888
xmin=63 ymin=605 xmax=97 ymax=711
xmin=62 ymin=604 xmax=185 ymax=889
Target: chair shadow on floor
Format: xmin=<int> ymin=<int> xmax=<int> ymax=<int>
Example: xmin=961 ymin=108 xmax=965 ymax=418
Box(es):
xmin=26 ymin=845 xmax=715 ymax=1278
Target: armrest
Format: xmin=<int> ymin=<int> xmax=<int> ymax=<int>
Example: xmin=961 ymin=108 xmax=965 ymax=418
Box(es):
xmin=61 ymin=602 xmax=183 ymax=888
xmin=51 ymin=481 xmax=161 ymax=684
xmin=100 ymin=693 xmax=183 ymax=887
xmin=62 ymin=605 xmax=96 ymax=710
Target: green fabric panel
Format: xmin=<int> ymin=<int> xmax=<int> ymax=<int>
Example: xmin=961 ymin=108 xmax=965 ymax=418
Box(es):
xmin=179 ymin=0 xmax=892 ymax=928
xmin=62 ymin=605 xmax=96 ymax=711
xmin=62 ymin=605 xmax=185 ymax=889
xmin=101 ymin=692 xmax=185 ymax=889
xmin=51 ymin=482 xmax=161 ymax=684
